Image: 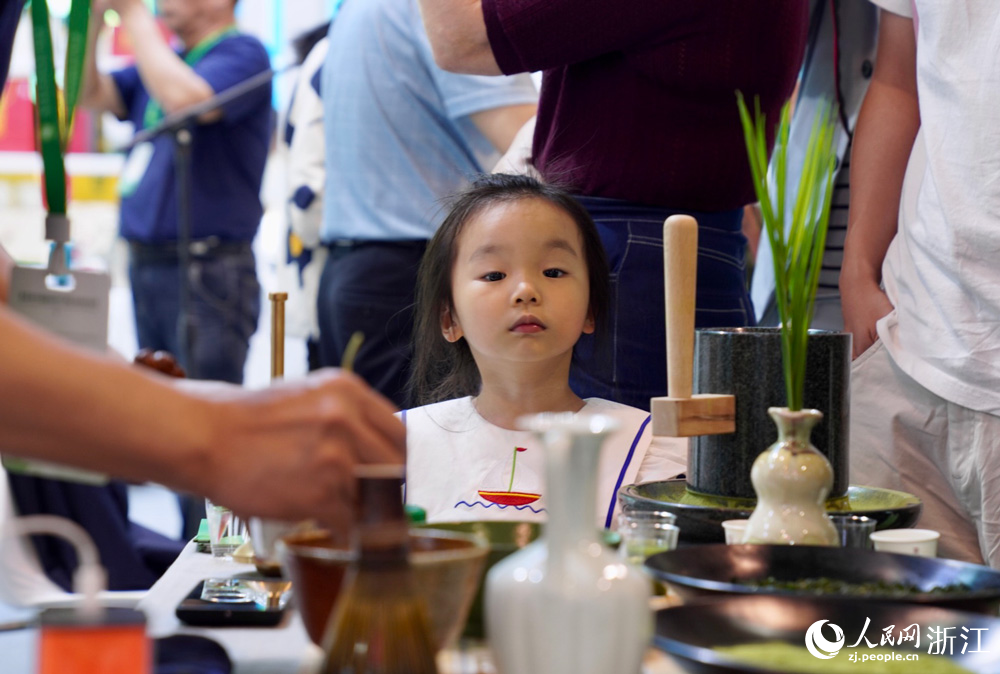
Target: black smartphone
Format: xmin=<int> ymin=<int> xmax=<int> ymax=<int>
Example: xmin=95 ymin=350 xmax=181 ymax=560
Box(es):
xmin=175 ymin=579 xmax=288 ymax=627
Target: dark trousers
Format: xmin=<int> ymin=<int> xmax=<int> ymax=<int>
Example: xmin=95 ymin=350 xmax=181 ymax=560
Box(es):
xmin=569 ymin=197 xmax=755 ymax=411
xmin=316 ymin=240 xmax=428 ymax=408
xmin=129 ymin=240 xmax=261 ymax=541
xmin=128 ymin=241 xmax=261 ymax=385
xmin=6 ymin=476 xmax=184 ymax=591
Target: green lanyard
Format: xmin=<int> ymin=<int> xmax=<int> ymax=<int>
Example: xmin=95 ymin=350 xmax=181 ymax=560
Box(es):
xmin=31 ymin=0 xmax=90 ymax=216
xmin=141 ymin=26 xmax=239 ymax=130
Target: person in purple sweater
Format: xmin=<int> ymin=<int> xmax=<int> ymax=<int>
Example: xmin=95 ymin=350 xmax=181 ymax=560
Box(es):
xmin=418 ymin=1 xmax=808 ymax=410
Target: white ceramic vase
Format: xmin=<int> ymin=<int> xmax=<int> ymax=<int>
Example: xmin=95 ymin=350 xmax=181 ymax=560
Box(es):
xmin=743 ymin=407 xmax=838 ymax=546
xmin=485 ymin=413 xmax=651 ymax=674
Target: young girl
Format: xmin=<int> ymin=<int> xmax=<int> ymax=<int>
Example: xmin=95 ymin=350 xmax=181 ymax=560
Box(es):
xmin=403 ymin=174 xmax=686 ymax=529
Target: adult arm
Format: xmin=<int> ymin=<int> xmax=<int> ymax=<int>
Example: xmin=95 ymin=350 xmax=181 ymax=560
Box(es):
xmin=839 ymin=9 xmax=919 ymax=358
xmin=111 ymin=0 xmax=219 ymax=119
xmin=79 ymin=0 xmax=126 ymax=118
xmin=419 ymin=0 xmax=692 ymax=76
xmin=0 ymin=306 xmax=405 ymax=532
xmin=469 ymin=103 xmax=536 ymax=153
xmin=417 ymin=0 xmax=499 ymax=75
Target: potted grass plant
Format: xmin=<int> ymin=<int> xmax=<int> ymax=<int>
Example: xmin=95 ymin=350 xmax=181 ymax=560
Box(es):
xmin=737 ymin=94 xmax=837 ymax=412
xmin=735 ymin=94 xmax=841 ymax=545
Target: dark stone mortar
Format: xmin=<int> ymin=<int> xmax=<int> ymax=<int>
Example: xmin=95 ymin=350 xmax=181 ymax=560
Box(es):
xmin=689 ymin=327 xmax=852 ymax=499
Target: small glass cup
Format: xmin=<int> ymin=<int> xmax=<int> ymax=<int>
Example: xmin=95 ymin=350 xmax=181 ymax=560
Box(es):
xmin=617 ymin=510 xmax=679 ymax=566
xmin=205 ymin=498 xmax=247 ymax=559
xmin=830 ymin=514 xmax=876 ymax=549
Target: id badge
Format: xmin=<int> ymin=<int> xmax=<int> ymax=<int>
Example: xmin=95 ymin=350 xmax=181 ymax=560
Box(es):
xmin=8 ymin=264 xmax=110 ymax=352
xmin=3 ymin=263 xmax=111 ymax=485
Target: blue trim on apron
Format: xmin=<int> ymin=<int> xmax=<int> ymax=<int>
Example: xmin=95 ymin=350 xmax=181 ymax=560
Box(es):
xmin=604 ymin=414 xmax=651 ymax=529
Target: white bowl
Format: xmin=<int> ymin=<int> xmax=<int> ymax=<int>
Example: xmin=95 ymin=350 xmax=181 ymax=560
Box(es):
xmin=721 ymin=519 xmax=749 ymax=545
xmin=869 ymin=528 xmax=940 ymax=557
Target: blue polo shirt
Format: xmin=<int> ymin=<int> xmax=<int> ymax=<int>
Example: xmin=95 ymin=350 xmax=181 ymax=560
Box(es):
xmin=320 ymin=0 xmax=537 ymax=242
xmin=111 ymin=33 xmax=272 ymax=243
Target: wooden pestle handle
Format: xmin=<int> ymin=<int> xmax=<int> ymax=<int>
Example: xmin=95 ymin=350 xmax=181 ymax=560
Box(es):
xmin=269 ymin=292 xmax=288 ymax=380
xmin=663 ymin=215 xmax=698 ymax=399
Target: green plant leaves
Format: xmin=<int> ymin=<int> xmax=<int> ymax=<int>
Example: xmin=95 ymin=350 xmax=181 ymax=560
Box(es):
xmin=736 ymin=93 xmax=838 ymax=411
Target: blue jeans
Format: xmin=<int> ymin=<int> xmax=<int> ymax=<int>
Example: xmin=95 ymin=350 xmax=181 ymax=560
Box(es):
xmin=316 ymin=240 xmax=427 ymax=408
xmin=129 ymin=242 xmax=260 ymax=384
xmin=569 ymin=197 xmax=755 ymax=411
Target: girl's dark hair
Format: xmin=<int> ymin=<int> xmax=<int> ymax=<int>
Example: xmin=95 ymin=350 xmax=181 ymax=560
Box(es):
xmin=409 ymin=173 xmax=610 ymax=406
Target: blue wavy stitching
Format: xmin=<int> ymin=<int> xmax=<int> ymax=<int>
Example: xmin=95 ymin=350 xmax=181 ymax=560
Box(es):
xmin=454 ymin=500 xmax=546 ymax=514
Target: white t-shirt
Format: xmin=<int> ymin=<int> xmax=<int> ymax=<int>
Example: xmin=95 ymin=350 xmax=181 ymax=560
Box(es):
xmin=872 ymin=0 xmax=1000 ymax=413
xmin=402 ymin=397 xmax=686 ymax=530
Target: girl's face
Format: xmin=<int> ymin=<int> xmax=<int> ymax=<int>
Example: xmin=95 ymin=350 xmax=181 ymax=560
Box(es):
xmin=443 ymin=198 xmax=594 ymax=370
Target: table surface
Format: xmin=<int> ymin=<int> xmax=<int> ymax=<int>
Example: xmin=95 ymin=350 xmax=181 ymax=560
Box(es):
xmin=137 ymin=542 xmax=321 ymax=674
xmin=140 ymin=542 xmax=687 ymax=674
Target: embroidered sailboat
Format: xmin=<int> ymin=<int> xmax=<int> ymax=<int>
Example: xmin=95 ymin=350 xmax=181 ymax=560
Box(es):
xmin=478 ymin=446 xmax=541 ymax=506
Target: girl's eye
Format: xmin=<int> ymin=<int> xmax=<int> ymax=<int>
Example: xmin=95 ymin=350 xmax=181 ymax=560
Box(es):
xmin=543 ymin=268 xmax=566 ymax=278
xmin=482 ymin=271 xmax=506 ymax=282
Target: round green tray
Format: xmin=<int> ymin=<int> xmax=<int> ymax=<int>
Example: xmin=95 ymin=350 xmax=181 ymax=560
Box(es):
xmin=619 ymin=479 xmax=921 ymax=542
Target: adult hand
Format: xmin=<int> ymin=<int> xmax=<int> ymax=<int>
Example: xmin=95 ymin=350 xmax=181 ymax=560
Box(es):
xmin=840 ymin=274 xmax=892 ymax=359
xmin=185 ymin=370 xmax=405 ymax=536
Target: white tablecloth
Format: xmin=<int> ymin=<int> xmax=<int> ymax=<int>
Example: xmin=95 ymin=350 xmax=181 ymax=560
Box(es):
xmin=140 ymin=542 xmax=686 ymax=674
xmin=137 ymin=542 xmax=322 ymax=674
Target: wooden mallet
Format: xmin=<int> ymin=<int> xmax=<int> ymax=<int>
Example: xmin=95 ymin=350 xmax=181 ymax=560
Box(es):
xmin=650 ymin=215 xmax=736 ymax=437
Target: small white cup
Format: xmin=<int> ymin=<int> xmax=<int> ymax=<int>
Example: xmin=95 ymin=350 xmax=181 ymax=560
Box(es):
xmin=869 ymin=528 xmax=940 ymax=557
xmin=722 ymin=519 xmax=749 ymax=545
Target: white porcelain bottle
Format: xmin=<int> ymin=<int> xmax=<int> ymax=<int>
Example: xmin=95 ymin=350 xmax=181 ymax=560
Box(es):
xmin=743 ymin=407 xmax=838 ymax=546
xmin=485 ymin=414 xmax=651 ymax=674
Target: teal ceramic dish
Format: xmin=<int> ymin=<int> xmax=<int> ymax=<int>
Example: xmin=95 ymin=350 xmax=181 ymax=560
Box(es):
xmin=619 ymin=479 xmax=921 ymax=542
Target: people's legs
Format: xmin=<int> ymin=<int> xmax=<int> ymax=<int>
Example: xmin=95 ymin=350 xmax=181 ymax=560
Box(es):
xmin=316 ymin=242 xmax=426 ymax=408
xmin=850 ymin=339 xmax=984 ymax=564
xmin=164 ymin=246 xmax=259 ymax=538
xmin=570 ymin=199 xmax=753 ymax=410
xmin=306 ymin=338 xmax=323 ymax=371
xmin=128 ymin=259 xmax=181 ymax=355
xmin=947 ymin=406 xmax=1000 ymax=567
xmin=186 ymin=248 xmax=261 ymax=385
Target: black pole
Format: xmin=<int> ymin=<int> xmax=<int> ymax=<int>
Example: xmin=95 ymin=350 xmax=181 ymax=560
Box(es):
xmin=174 ymin=125 xmax=196 ymax=379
